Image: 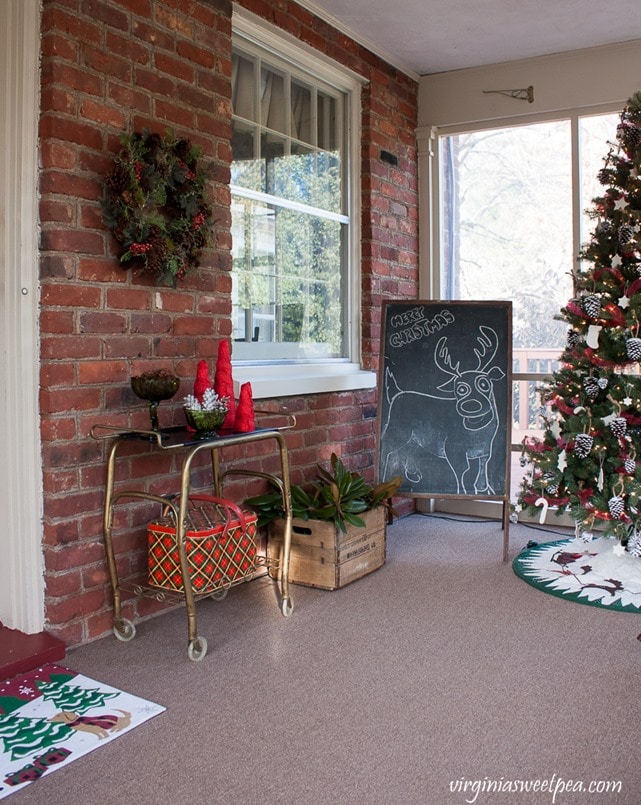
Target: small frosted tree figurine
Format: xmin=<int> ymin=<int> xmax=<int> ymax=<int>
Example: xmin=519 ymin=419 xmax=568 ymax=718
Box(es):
xmin=517 ymin=91 xmax=641 ymax=555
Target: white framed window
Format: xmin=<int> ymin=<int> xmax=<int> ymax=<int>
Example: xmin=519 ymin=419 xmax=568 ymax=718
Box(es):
xmin=231 ymin=11 xmax=374 ymax=398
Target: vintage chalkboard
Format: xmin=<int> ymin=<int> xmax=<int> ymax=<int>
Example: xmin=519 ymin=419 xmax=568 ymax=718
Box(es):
xmin=378 ymin=300 xmax=512 ymax=500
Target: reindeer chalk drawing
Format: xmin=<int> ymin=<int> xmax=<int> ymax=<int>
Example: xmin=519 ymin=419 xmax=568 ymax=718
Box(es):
xmin=381 ymin=326 xmax=506 ymax=495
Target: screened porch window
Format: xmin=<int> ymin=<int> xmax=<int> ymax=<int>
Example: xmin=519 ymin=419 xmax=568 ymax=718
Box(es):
xmin=438 ymin=112 xmax=619 ymax=498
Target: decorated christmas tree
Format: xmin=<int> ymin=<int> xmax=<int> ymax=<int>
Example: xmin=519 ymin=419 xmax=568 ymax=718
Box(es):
xmin=518 ymin=91 xmax=641 ymax=554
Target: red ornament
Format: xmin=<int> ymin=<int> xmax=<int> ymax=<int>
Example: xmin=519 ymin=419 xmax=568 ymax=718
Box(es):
xmin=565 ymin=300 xmax=588 ymax=320
xmin=593 ymin=266 xmax=624 ymax=283
xmin=552 ymin=396 xmax=575 ymax=416
xmin=214 ymin=340 xmax=236 ymax=428
xmin=234 ymin=382 xmax=255 ymax=433
xmin=627 ymin=277 xmax=641 ymax=297
xmin=193 ymin=359 xmax=212 ymax=402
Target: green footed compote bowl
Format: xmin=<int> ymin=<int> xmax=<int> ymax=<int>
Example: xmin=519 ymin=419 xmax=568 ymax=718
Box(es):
xmin=131 ymin=369 xmax=180 ymax=430
xmin=183 ymin=406 xmax=227 ymax=438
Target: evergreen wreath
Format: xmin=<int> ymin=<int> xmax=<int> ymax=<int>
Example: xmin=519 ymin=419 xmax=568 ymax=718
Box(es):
xmin=101 ymin=129 xmax=213 ymax=286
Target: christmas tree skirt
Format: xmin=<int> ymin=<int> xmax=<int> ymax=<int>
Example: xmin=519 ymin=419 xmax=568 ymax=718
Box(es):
xmin=513 ymin=536 xmax=641 ymax=613
xmin=0 ymin=664 xmax=165 ymax=799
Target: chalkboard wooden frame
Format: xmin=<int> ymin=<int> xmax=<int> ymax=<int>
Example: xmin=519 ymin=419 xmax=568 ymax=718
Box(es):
xmin=378 ymin=300 xmax=512 ymax=557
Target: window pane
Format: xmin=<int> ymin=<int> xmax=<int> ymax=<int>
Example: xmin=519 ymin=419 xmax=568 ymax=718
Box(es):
xmin=265 ymin=147 xmax=342 ymax=212
xmin=292 ymin=80 xmax=312 ymax=144
xmin=441 ymin=121 xmax=573 ymax=354
xmin=231 ymin=120 xmax=259 ymax=190
xmin=232 ymin=53 xmax=255 ymax=120
xmin=261 ymin=67 xmax=286 ymax=134
xmin=231 ymin=42 xmax=349 ymax=363
xmin=262 ymin=132 xmax=286 ymax=195
xmin=317 ymin=92 xmax=337 ymax=151
xmin=579 ymin=113 xmax=620 ymax=242
xmin=231 ymin=197 xmax=344 ymax=359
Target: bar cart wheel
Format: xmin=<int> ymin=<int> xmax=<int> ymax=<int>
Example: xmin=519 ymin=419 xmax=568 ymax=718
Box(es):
xmin=209 ymin=584 xmax=230 ymax=601
xmin=280 ymin=597 xmax=294 ymax=617
xmin=113 ymin=618 xmax=136 ymax=642
xmin=188 ymin=636 xmax=208 ymax=662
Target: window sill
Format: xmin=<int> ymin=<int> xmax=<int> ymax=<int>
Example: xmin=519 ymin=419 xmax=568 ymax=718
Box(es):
xmin=232 ymin=363 xmax=377 ymax=399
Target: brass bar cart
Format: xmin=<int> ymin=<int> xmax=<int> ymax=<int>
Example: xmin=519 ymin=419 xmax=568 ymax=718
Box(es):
xmin=90 ymin=421 xmax=295 ymax=661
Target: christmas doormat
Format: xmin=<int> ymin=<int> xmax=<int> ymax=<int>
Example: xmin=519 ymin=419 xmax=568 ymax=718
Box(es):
xmin=0 ymin=664 xmax=164 ymax=800
xmin=513 ymin=536 xmax=641 ymax=613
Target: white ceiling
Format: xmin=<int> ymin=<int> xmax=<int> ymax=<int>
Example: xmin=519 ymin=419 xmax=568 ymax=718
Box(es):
xmin=297 ymin=0 xmax=641 ymax=78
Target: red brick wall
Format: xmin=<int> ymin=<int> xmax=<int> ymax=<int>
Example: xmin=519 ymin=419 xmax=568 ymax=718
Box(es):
xmin=39 ymin=0 xmax=418 ymax=647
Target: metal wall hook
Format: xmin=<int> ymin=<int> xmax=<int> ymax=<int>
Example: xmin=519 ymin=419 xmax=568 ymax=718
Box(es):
xmin=483 ymin=85 xmax=534 ymax=103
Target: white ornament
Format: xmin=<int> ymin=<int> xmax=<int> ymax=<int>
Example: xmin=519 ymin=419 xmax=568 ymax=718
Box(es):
xmin=619 ymin=295 xmax=631 ymax=309
xmin=623 ymin=397 xmax=633 ymax=406
xmin=614 ymin=196 xmax=628 ymax=210
xmin=612 ymin=254 xmax=623 ymax=268
xmin=557 ymin=450 xmax=568 ymax=471
xmin=534 ymin=496 xmax=549 ymax=525
xmin=613 ymin=542 xmax=626 ymax=557
xmin=573 ymin=406 xmax=586 ymax=414
xmin=586 ymin=324 xmax=602 ymax=349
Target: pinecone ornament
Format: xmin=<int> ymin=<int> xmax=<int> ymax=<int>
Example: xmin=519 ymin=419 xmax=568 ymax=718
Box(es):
xmin=618 ymin=223 xmax=635 ymax=247
xmin=145 ymin=244 xmax=166 ymax=274
xmin=626 ymin=337 xmax=641 ymax=361
xmin=610 ymin=417 xmax=628 ymax=438
xmin=573 ymin=433 xmax=594 ymax=458
xmin=174 ymin=138 xmax=191 ymax=160
xmin=106 ymin=164 xmax=130 ymax=193
xmin=624 ymin=458 xmax=636 ymax=474
xmin=627 ymin=532 xmax=641 ymax=557
xmin=583 ymin=377 xmax=600 ymax=399
xmin=618 ymin=122 xmax=641 ymax=149
xmin=608 ymin=495 xmax=625 ymax=519
xmin=567 ymin=329 xmax=582 ymax=348
xmin=582 ymin=294 xmax=601 ymax=318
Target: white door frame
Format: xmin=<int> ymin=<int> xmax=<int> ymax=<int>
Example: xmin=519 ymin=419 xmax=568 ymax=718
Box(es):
xmin=0 ymin=0 xmax=45 ymax=633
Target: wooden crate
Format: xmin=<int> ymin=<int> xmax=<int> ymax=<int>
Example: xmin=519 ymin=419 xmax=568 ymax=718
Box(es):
xmin=268 ymin=507 xmax=386 ymax=590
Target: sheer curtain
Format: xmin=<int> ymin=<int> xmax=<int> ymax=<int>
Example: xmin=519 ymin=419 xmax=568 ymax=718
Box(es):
xmin=231 ymin=53 xmax=254 ymax=120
